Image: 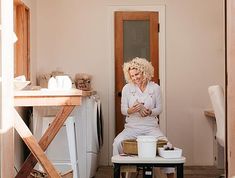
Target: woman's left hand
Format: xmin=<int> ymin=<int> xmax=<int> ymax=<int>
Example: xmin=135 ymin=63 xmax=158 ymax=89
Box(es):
xmin=139 ymin=108 xmax=152 ymax=117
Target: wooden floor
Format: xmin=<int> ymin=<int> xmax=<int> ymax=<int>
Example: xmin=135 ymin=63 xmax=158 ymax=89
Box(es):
xmin=95 ymin=166 xmax=224 ymax=178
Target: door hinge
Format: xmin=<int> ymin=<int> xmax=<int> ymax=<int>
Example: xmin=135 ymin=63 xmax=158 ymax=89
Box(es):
xmin=158 ymin=23 xmax=160 ymax=33
xmin=226 ymin=71 xmax=228 ymax=87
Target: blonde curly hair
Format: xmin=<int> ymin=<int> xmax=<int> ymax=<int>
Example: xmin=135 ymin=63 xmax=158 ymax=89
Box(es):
xmin=123 ymin=57 xmax=154 ymax=84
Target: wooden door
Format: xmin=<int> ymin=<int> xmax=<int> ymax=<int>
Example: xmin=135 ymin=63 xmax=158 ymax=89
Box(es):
xmin=115 ymin=11 xmax=159 ymax=135
xmin=14 ymin=1 xmax=30 ymax=80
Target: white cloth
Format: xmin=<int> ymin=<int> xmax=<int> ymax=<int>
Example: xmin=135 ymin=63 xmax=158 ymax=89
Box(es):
xmin=113 ymin=81 xmax=174 ymax=174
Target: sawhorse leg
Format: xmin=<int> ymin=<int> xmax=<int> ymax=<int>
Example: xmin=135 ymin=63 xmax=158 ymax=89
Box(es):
xmin=14 ymin=110 xmax=61 ymax=178
xmin=15 ymin=106 xmax=75 ymax=178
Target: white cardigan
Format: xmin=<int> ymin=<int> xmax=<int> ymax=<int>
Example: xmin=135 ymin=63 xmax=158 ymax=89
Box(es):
xmin=121 ymin=81 xmax=162 ymax=127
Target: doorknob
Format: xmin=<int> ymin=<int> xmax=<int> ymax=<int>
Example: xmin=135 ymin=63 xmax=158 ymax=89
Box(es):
xmin=117 ymin=92 xmax=122 ymax=97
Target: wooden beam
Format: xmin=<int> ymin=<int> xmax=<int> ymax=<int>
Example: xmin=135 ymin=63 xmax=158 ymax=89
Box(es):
xmin=14 ymin=0 xmax=24 ymax=5
xmin=13 ymin=109 xmax=61 ymax=178
xmin=15 ymin=105 xmax=75 ymax=178
xmin=14 ymin=96 xmax=82 ymax=106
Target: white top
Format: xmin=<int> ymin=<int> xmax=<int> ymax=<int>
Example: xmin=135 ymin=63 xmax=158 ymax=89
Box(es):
xmin=121 ymin=81 xmax=162 ymax=127
xmin=111 ymin=155 xmax=186 ymax=164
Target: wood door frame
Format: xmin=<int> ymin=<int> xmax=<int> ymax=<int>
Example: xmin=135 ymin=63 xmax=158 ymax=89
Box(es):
xmin=226 ymin=0 xmax=235 ymax=176
xmin=115 ymin=11 xmax=159 ymax=135
xmin=107 ymin=6 xmax=166 ymax=163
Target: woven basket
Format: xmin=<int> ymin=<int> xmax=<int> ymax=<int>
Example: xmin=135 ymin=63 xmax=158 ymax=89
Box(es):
xmin=122 ymin=139 xmax=167 ymax=155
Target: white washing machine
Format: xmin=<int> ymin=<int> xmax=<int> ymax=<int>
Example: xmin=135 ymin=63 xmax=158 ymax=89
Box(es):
xmin=74 ymin=96 xmax=103 ymax=178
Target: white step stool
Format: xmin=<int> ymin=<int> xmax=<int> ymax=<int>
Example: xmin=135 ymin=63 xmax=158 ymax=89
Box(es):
xmin=36 ymin=116 xmax=78 ymax=178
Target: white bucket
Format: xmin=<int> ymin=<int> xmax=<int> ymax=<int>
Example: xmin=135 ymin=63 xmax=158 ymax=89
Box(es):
xmin=137 ymin=136 xmax=157 ymax=158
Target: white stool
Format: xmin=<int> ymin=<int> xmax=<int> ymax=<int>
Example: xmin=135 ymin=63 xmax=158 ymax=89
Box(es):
xmin=36 ymin=116 xmax=78 ymax=178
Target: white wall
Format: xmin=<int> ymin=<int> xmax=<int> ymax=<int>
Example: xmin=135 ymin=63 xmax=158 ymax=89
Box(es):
xmin=35 ymin=0 xmax=225 ymax=166
xmin=165 ymin=0 xmax=225 ymax=165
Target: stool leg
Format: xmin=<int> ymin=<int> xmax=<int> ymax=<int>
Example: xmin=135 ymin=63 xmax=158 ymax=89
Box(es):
xmin=114 ymin=164 xmax=120 ymax=178
xmin=176 ymin=164 xmax=184 ymax=178
xmin=66 ymin=118 xmax=78 ymax=178
xmin=143 ymin=166 xmax=153 ymax=178
xmin=124 ymin=172 xmax=131 ymax=178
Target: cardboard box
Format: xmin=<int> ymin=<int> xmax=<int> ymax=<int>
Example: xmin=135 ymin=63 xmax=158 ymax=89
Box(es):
xmin=122 ymin=139 xmax=167 ymax=155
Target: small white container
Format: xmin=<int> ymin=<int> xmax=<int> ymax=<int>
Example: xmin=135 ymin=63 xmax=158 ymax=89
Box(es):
xmin=14 ymin=75 xmax=30 ymax=90
xmin=14 ymin=80 xmax=30 ymax=90
xmin=137 ymin=136 xmax=157 ymax=158
xmin=55 ymin=75 xmax=72 ymax=90
xmin=158 ymin=147 xmax=182 ymax=159
xmin=48 ymin=77 xmax=57 ymax=90
xmin=62 ymin=76 xmax=72 ymax=90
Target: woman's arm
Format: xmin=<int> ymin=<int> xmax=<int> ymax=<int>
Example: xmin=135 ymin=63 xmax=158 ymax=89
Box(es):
xmin=121 ymin=85 xmax=142 ymax=115
xmin=150 ymin=84 xmax=162 ymax=116
xmin=121 ymin=85 xmax=129 ymax=116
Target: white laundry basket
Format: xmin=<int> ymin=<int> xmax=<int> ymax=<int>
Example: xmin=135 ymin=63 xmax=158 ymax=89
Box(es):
xmin=137 ymin=136 xmax=157 ymax=158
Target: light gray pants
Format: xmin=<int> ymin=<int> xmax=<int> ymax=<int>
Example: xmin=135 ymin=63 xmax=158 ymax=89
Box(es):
xmin=112 ymin=125 xmax=174 ymax=174
xmin=113 ymin=125 xmax=166 ymax=155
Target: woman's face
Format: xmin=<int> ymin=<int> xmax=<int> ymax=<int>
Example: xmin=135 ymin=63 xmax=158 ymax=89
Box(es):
xmin=129 ymin=68 xmax=144 ymax=86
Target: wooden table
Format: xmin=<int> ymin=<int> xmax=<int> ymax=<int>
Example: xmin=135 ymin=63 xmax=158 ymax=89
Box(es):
xmin=14 ymin=89 xmax=93 ymax=178
xmin=112 ymin=155 xmax=186 ymax=178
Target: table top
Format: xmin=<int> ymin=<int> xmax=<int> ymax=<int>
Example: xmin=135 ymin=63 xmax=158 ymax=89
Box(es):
xmin=14 ymin=88 xmax=95 ymax=97
xmin=112 ymin=155 xmax=186 ymax=164
xmin=14 ymin=89 xmax=95 ymax=106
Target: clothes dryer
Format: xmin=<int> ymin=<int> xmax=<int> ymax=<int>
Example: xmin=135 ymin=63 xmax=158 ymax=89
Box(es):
xmin=74 ymin=96 xmax=103 ymax=178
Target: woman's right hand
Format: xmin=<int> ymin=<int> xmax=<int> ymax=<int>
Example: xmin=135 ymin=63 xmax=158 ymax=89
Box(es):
xmin=139 ymin=108 xmax=152 ymax=117
xmin=127 ymin=103 xmax=143 ymax=114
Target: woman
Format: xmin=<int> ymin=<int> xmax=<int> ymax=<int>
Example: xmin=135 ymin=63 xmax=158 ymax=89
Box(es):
xmin=113 ymin=57 xmax=174 ymax=178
